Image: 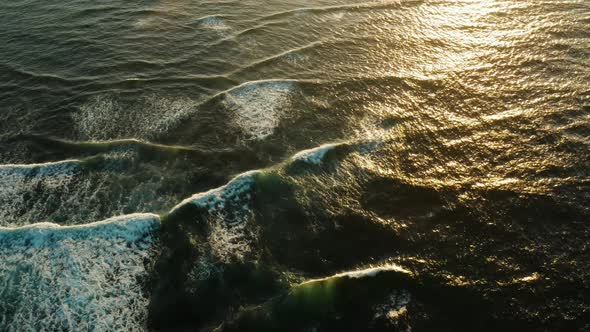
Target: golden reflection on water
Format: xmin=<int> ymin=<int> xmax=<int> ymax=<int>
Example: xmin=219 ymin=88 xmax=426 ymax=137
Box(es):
xmin=351 ymin=0 xmax=587 ymax=197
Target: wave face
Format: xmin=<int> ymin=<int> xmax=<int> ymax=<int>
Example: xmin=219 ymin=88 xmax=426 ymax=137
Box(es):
xmin=1 ymin=0 xmax=589 ymax=331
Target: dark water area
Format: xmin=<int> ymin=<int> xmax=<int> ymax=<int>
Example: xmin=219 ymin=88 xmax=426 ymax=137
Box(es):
xmin=0 ymin=0 xmax=589 ymax=331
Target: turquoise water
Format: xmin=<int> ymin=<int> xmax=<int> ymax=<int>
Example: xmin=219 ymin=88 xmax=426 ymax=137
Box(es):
xmin=0 ymin=0 xmax=589 ymax=330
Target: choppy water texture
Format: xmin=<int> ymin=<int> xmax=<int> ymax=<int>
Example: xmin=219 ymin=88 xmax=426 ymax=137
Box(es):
xmin=1 ymin=0 xmax=589 ymax=331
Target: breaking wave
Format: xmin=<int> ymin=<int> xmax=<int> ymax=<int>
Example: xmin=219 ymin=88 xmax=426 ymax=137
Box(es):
xmin=0 ymin=214 xmax=161 ymax=331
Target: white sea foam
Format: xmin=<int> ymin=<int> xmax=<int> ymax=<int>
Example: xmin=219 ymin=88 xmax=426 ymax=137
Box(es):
xmin=341 ymin=265 xmax=411 ymax=279
xmin=223 ymin=81 xmax=295 ymax=141
xmin=207 ymin=205 xmax=257 ymax=263
xmin=302 ymin=264 xmax=411 ymax=285
xmin=329 ymin=11 xmax=347 ymax=21
xmin=198 ymin=15 xmax=230 ymax=30
xmin=0 ymin=151 xmax=180 ymax=226
xmin=0 ymin=161 xmax=81 ymax=226
xmin=171 ymin=170 xmax=260 ymax=213
xmin=373 ymin=289 xmax=411 ymax=324
xmin=133 ymin=16 xmax=162 ymax=29
xmin=187 ymin=254 xmax=224 ymax=283
xmin=0 ymin=213 xmax=160 ymax=331
xmin=282 ymin=52 xmax=308 ymax=65
xmin=172 ymin=171 xmax=260 ymax=272
xmin=0 ymin=159 xmax=81 ymax=176
xmin=74 ymin=94 xmax=198 ymax=141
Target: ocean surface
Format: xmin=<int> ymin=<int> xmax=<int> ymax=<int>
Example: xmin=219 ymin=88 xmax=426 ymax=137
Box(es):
xmin=0 ymin=0 xmax=589 ymax=330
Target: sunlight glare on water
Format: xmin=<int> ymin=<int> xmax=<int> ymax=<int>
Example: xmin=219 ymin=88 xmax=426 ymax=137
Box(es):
xmin=0 ymin=0 xmax=588 ymax=330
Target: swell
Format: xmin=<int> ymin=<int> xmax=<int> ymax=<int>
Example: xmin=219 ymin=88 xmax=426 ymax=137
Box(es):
xmin=228 ymin=40 xmax=325 ymax=76
xmin=2 ymin=136 xmax=573 ymax=331
xmin=0 ymin=137 xmax=345 ymax=227
xmin=254 ymin=0 xmax=425 ymax=22
xmin=207 ymin=21 xmax=286 ymax=47
xmin=0 ymin=139 xmax=345 ymax=228
xmin=10 ymin=134 xmax=211 ymax=156
xmin=147 ymin=139 xmax=378 ymax=330
xmin=0 ymin=63 xmax=92 ymax=91
xmin=160 ymin=74 xmax=392 ymax=119
xmin=2 ymin=134 xmax=266 ymax=174
xmin=217 ymin=265 xmax=415 ymax=331
xmin=156 ymin=78 xmax=323 ymax=140
xmin=0 ymin=61 xmax=237 ymax=101
xmin=168 ymin=141 xmax=346 ymax=215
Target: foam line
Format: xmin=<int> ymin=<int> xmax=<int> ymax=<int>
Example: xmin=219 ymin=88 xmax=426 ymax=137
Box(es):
xmin=0 ymin=159 xmax=82 ymax=172
xmin=18 ymin=134 xmax=198 ymax=153
xmin=212 ymin=78 xmax=316 ymax=99
xmin=301 ymin=264 xmax=412 ymax=285
xmin=170 ymin=141 xmax=348 ymax=212
xmin=291 ymin=142 xmax=342 ymax=165
xmin=0 ymin=213 xmax=160 ymax=234
xmin=171 ymin=170 xmax=260 ymax=213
